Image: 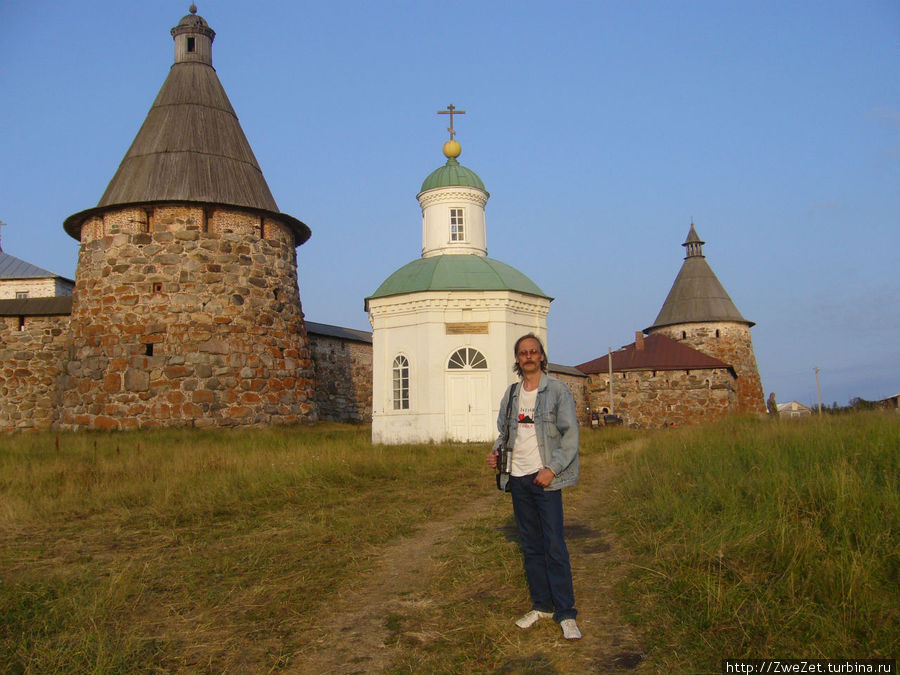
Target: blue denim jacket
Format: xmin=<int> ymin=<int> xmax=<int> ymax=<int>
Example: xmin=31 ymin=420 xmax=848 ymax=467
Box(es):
xmin=494 ymin=373 xmax=580 ymax=491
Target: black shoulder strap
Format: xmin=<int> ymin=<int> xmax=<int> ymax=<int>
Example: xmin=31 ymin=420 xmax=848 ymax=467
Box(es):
xmin=503 ymin=382 xmax=517 ymax=438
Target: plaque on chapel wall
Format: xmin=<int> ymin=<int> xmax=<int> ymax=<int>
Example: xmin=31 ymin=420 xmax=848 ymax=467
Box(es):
xmin=445 ymin=322 xmax=489 ymax=335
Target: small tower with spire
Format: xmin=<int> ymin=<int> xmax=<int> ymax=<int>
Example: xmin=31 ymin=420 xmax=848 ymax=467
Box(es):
xmin=645 ymin=223 xmax=765 ymax=414
xmin=57 ymin=7 xmax=316 ymax=430
xmin=418 ymin=104 xmax=489 ymax=258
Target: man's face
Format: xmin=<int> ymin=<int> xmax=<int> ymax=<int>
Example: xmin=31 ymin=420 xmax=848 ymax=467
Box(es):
xmin=516 ymin=337 xmax=544 ymax=375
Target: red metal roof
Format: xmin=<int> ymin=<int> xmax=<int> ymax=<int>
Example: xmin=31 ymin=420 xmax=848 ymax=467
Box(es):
xmin=575 ymin=333 xmax=733 ymax=374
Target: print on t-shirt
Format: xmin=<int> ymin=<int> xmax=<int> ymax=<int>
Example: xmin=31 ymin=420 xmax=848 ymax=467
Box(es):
xmin=512 ymin=387 xmax=542 ymax=476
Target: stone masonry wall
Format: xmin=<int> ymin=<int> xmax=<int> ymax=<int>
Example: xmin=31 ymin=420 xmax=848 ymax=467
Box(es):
xmin=308 ymin=334 xmax=373 ymax=423
xmin=0 ymin=314 xmax=69 ymax=431
xmin=584 ymin=366 xmax=737 ymax=428
xmin=550 ymin=371 xmax=590 ymax=426
xmin=650 ymin=321 xmax=765 ymax=414
xmin=57 ymin=204 xmax=317 ymax=430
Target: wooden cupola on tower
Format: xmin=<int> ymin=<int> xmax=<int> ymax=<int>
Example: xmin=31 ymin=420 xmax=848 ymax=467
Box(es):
xmin=57 ymin=6 xmax=316 ymax=430
xmin=645 ymin=223 xmax=765 ymax=414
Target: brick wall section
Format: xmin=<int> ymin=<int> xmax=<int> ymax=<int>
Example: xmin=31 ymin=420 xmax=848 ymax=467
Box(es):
xmin=308 ymin=334 xmax=373 ymax=423
xmin=56 ymin=204 xmax=317 ymax=430
xmin=0 ymin=315 xmax=69 ymax=431
xmin=584 ymin=366 xmax=737 ymax=428
xmin=650 ymin=321 xmax=765 ymax=414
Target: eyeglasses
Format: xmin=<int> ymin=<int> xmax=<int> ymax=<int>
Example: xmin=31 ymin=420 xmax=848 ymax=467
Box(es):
xmin=517 ymin=349 xmax=541 ymax=357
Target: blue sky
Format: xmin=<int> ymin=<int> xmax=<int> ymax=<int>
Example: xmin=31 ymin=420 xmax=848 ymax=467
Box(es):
xmin=1 ymin=1 xmax=898 ymax=407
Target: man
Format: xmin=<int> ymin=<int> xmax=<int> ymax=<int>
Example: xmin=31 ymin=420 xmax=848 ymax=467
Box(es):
xmin=767 ymin=392 xmax=778 ymax=417
xmin=486 ymin=333 xmax=582 ymax=640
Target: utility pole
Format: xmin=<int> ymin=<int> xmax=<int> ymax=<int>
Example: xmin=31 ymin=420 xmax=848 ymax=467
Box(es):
xmin=814 ymin=367 xmax=823 ymax=414
xmin=608 ymin=347 xmax=614 ymax=415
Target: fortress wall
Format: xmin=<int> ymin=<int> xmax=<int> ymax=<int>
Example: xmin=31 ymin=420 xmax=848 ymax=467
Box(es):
xmin=0 ymin=315 xmax=70 ymax=431
xmin=585 ymin=366 xmax=737 ymax=428
xmin=308 ymin=334 xmax=373 ymax=423
xmin=550 ymin=371 xmax=590 ymax=427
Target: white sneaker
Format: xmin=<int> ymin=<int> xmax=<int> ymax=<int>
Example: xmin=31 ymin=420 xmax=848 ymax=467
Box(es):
xmin=560 ymin=618 xmax=582 ymax=640
xmin=515 ymin=609 xmax=553 ymax=629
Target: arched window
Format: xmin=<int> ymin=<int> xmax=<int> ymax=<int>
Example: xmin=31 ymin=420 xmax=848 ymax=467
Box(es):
xmin=447 ymin=347 xmax=487 ymax=369
xmin=392 ymin=355 xmax=410 ymax=410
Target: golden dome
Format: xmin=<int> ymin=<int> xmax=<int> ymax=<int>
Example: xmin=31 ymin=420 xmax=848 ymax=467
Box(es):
xmin=442 ymin=139 xmax=461 ymax=159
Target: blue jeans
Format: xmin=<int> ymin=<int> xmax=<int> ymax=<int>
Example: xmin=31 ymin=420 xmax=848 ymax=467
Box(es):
xmin=509 ymin=473 xmax=576 ymax=622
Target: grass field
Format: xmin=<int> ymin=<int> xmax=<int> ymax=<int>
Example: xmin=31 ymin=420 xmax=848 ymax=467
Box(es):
xmin=607 ymin=412 xmax=900 ymax=671
xmin=1 ymin=413 xmax=897 ymax=673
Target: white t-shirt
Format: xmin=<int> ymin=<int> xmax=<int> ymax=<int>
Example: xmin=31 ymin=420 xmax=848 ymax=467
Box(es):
xmin=511 ymin=385 xmax=543 ymax=476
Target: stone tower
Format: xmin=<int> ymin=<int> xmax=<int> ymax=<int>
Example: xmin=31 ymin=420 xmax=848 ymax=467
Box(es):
xmin=58 ymin=7 xmax=316 ymax=430
xmin=366 ymin=110 xmax=551 ymax=443
xmin=645 ymin=224 xmax=765 ymax=414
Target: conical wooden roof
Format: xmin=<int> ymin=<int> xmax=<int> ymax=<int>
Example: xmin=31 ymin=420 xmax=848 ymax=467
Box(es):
xmin=64 ymin=8 xmax=309 ymax=244
xmin=99 ymin=61 xmax=278 ymax=211
xmin=646 ymin=224 xmax=752 ymax=330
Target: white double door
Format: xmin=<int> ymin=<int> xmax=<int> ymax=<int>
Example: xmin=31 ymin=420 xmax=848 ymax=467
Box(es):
xmin=446 ymin=372 xmax=492 ymax=442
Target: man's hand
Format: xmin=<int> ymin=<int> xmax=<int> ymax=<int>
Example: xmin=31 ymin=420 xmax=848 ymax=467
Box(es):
xmin=486 ymin=449 xmax=499 ymax=469
xmin=533 ymin=467 xmax=555 ymax=487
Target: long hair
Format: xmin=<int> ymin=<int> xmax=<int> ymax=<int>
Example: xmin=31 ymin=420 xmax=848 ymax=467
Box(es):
xmin=513 ymin=332 xmax=548 ymax=376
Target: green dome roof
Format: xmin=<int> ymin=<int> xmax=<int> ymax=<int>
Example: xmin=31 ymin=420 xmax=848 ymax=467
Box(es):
xmin=367 ymin=255 xmax=549 ymax=303
xmin=419 ymin=158 xmax=486 ymax=194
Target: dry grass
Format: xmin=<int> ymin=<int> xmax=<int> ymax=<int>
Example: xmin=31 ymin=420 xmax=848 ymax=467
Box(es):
xmin=3 ymin=415 xmax=896 ymax=673
xmin=608 ymin=412 xmax=900 ymax=671
xmin=1 ymin=425 xmax=484 ymax=672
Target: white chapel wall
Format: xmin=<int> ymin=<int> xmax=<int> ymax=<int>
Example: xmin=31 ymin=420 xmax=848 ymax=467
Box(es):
xmin=370 ymin=290 xmax=549 ymax=444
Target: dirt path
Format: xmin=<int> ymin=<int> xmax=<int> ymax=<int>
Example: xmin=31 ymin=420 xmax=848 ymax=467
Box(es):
xmin=296 ymin=492 xmax=499 ymax=674
xmin=296 ymin=438 xmax=649 ymax=674
xmin=562 ymin=438 xmax=649 ymax=673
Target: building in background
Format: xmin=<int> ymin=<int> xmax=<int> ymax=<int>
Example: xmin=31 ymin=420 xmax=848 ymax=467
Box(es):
xmin=577 ymin=225 xmax=765 ymax=428
xmin=777 ymin=401 xmax=813 ymax=418
xmin=0 ymin=232 xmax=74 ymax=300
xmin=577 ymin=332 xmax=738 ymax=428
xmin=644 ymin=223 xmax=765 ymax=414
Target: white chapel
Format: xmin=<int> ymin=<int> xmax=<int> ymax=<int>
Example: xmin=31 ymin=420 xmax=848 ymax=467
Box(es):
xmin=366 ymin=107 xmax=552 ymax=444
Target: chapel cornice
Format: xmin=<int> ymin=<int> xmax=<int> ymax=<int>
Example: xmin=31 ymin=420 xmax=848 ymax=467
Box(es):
xmin=418 ymin=189 xmax=488 ymax=209
xmin=368 ymin=292 xmax=551 ymax=318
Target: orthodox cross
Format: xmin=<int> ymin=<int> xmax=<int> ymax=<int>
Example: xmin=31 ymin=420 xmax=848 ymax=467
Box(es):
xmin=437 ymin=104 xmax=466 ymax=140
